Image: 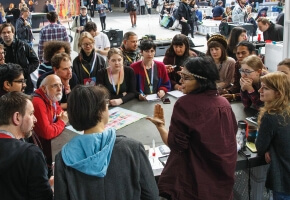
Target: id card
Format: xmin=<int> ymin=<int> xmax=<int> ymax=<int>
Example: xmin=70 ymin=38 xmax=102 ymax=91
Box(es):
xmin=84 ymin=77 xmax=96 ymax=86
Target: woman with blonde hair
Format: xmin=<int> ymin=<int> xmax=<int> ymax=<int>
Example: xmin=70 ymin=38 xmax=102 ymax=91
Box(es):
xmin=0 ymin=5 xmax=6 ymax=24
xmin=256 ymin=72 xmax=290 ymax=199
xmin=239 ymin=55 xmax=267 ymax=109
xmin=97 ymin=48 xmax=137 ymax=106
xmin=72 ymin=32 xmax=106 ymax=85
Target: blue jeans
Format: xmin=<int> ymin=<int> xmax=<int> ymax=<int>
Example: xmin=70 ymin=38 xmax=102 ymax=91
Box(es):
xmin=273 ymin=191 xmax=290 ymax=200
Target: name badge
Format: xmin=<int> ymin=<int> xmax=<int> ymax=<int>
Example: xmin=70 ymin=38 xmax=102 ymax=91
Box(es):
xmin=84 ymin=77 xmax=96 ymax=86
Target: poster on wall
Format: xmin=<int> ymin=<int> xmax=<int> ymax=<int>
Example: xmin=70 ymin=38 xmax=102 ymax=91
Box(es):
xmin=52 ymin=0 xmax=80 ymax=19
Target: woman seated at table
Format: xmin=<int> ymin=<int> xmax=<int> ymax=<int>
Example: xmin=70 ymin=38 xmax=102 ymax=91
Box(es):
xmin=206 ymin=34 xmax=235 ymax=90
xmin=240 ymin=55 xmax=266 ymax=110
xmin=256 ymin=72 xmax=290 ymax=199
xmin=97 ymin=48 xmax=137 ymax=106
xmin=54 ymin=85 xmax=159 ymax=200
xmin=131 ymin=39 xmax=171 ymax=100
xmin=72 ymin=32 xmax=106 ymax=85
xmin=147 ymin=56 xmax=237 ymax=200
xmin=227 ymin=27 xmax=247 ymax=60
xmin=163 ymin=34 xmax=197 ymax=91
xmin=38 ymin=40 xmax=71 ymax=76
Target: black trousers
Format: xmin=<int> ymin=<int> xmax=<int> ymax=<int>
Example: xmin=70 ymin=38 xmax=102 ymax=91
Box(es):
xmin=180 ymin=21 xmax=190 ymax=36
xmin=100 ymin=16 xmax=106 ymax=30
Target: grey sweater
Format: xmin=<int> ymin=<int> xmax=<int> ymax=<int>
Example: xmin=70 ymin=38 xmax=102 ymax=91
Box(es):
xmin=54 ymin=135 xmax=159 ymax=200
xmin=256 ymin=113 xmax=290 ymax=194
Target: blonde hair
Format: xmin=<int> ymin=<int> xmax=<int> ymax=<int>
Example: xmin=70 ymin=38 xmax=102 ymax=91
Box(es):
xmin=78 ymin=31 xmax=95 ymax=50
xmin=0 ymin=5 xmax=5 ymax=18
xmin=107 ymin=48 xmax=123 ymax=60
xmin=258 ymin=72 xmax=290 ymax=126
xmin=240 ymin=55 xmax=263 ymax=71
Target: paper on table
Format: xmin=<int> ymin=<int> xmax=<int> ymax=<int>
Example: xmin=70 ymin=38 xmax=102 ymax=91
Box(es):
xmin=167 ymin=90 xmax=185 ymax=98
xmin=145 ymin=94 xmax=161 ymax=101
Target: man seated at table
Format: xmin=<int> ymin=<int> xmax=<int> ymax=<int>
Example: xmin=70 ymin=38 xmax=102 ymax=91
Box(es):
xmin=221 ymin=41 xmax=256 ymax=101
xmin=0 ymin=92 xmax=53 ymax=200
xmin=120 ymin=31 xmax=142 ymax=67
xmin=33 ymin=74 xmax=68 ymax=177
xmin=36 ymin=52 xmax=79 ymax=110
xmin=257 ymin=17 xmax=284 ymax=42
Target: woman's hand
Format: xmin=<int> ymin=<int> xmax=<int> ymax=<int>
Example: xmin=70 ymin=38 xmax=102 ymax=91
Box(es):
xmin=110 ymin=99 xmax=123 ymax=106
xmin=165 ymin=65 xmax=174 ymax=73
xmin=139 ymin=94 xmax=147 ymax=101
xmin=157 ymin=90 xmax=165 ymax=98
xmin=146 ymin=104 xmax=165 ymax=128
xmin=240 ymin=77 xmax=254 ymax=92
xmin=265 ymin=152 xmax=271 ymax=163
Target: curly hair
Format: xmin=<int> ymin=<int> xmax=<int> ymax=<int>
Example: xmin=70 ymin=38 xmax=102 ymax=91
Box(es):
xmin=43 ymin=40 xmax=71 ymax=62
xmin=258 ymin=72 xmax=290 ymax=126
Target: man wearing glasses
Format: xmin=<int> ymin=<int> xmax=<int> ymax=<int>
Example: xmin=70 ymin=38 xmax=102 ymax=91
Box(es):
xmin=0 ymin=44 xmax=5 ymax=65
xmin=0 ymin=63 xmax=26 ymax=97
xmin=0 ymin=23 xmax=39 ymax=94
xmin=32 ymin=74 xmax=68 ymax=178
xmin=221 ymin=41 xmax=256 ymax=101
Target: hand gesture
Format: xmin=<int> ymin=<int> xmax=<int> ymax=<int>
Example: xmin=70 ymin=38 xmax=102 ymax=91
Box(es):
xmin=58 ymin=111 xmax=68 ymax=124
xmin=165 ymin=65 xmax=174 ymax=73
xmin=146 ymin=104 xmax=165 ymax=128
xmin=240 ymin=77 xmax=253 ymax=92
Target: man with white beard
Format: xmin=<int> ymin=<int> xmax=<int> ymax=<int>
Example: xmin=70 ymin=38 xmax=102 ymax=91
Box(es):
xmin=33 ymin=74 xmax=68 ymax=177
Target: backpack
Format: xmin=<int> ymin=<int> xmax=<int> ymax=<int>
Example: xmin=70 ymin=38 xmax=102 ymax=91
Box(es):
xmin=128 ymin=0 xmax=137 ymax=11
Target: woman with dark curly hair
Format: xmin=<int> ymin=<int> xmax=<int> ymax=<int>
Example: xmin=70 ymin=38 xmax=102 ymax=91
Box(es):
xmin=227 ymin=27 xmax=247 ymax=60
xmin=147 ymin=56 xmax=237 ymax=200
xmin=163 ymin=34 xmax=196 ymax=90
xmin=38 ymin=40 xmax=71 ymax=76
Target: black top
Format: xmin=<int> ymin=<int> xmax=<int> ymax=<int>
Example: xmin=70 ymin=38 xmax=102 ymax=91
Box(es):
xmin=97 ymin=66 xmax=137 ymax=103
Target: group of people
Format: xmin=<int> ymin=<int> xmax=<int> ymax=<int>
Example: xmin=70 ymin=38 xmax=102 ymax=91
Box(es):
xmin=0 ymin=2 xmax=290 ymax=198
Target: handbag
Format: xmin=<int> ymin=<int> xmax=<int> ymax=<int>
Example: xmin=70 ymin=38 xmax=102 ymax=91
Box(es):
xmin=160 ymin=15 xmax=170 ymax=27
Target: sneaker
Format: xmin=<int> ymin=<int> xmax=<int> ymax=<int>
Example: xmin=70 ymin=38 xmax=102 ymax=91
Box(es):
xmin=169 ymin=27 xmax=175 ymax=30
xmin=134 ymin=24 xmax=137 ymax=27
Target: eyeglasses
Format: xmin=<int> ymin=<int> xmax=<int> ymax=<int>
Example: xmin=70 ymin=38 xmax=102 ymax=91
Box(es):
xmin=0 ymin=51 xmax=5 ymax=55
xmin=49 ymin=83 xmax=63 ymax=89
xmin=13 ymin=79 xmax=27 ymax=84
xmin=239 ymin=69 xmax=255 ymax=75
xmin=180 ymin=74 xmax=195 ymax=81
xmin=82 ymin=43 xmax=94 ymax=47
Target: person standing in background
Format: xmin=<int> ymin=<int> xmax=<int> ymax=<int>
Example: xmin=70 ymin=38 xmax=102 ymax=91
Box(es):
xmin=96 ymin=0 xmax=108 ymax=31
xmin=38 ymin=12 xmax=69 ymax=63
xmin=145 ymin=0 xmax=152 ymax=14
xmin=127 ymin=0 xmax=138 ymax=27
xmin=232 ymin=0 xmax=247 ymax=23
xmin=16 ymin=7 xmax=34 ymax=47
xmin=71 ymin=6 xmax=92 ymax=52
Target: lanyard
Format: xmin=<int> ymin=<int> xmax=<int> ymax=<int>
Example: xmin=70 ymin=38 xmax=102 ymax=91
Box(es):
xmin=109 ymin=68 xmax=121 ymax=95
xmin=142 ymin=61 xmax=154 ymax=94
xmin=0 ymin=130 xmax=15 ymax=138
xmin=125 ymin=54 xmax=133 ymax=63
xmin=81 ymin=52 xmax=97 ymax=77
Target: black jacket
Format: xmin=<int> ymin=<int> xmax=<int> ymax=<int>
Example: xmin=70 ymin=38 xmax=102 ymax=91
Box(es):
xmin=177 ymin=2 xmax=192 ymax=23
xmin=0 ymin=137 xmax=53 ymax=200
xmin=16 ymin=17 xmax=34 ymax=43
xmin=1 ymin=38 xmax=39 ymax=94
xmin=263 ymin=22 xmax=284 ymax=42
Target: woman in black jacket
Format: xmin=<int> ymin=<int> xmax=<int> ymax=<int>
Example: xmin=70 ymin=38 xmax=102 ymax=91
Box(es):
xmin=177 ymin=0 xmax=192 ymax=36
